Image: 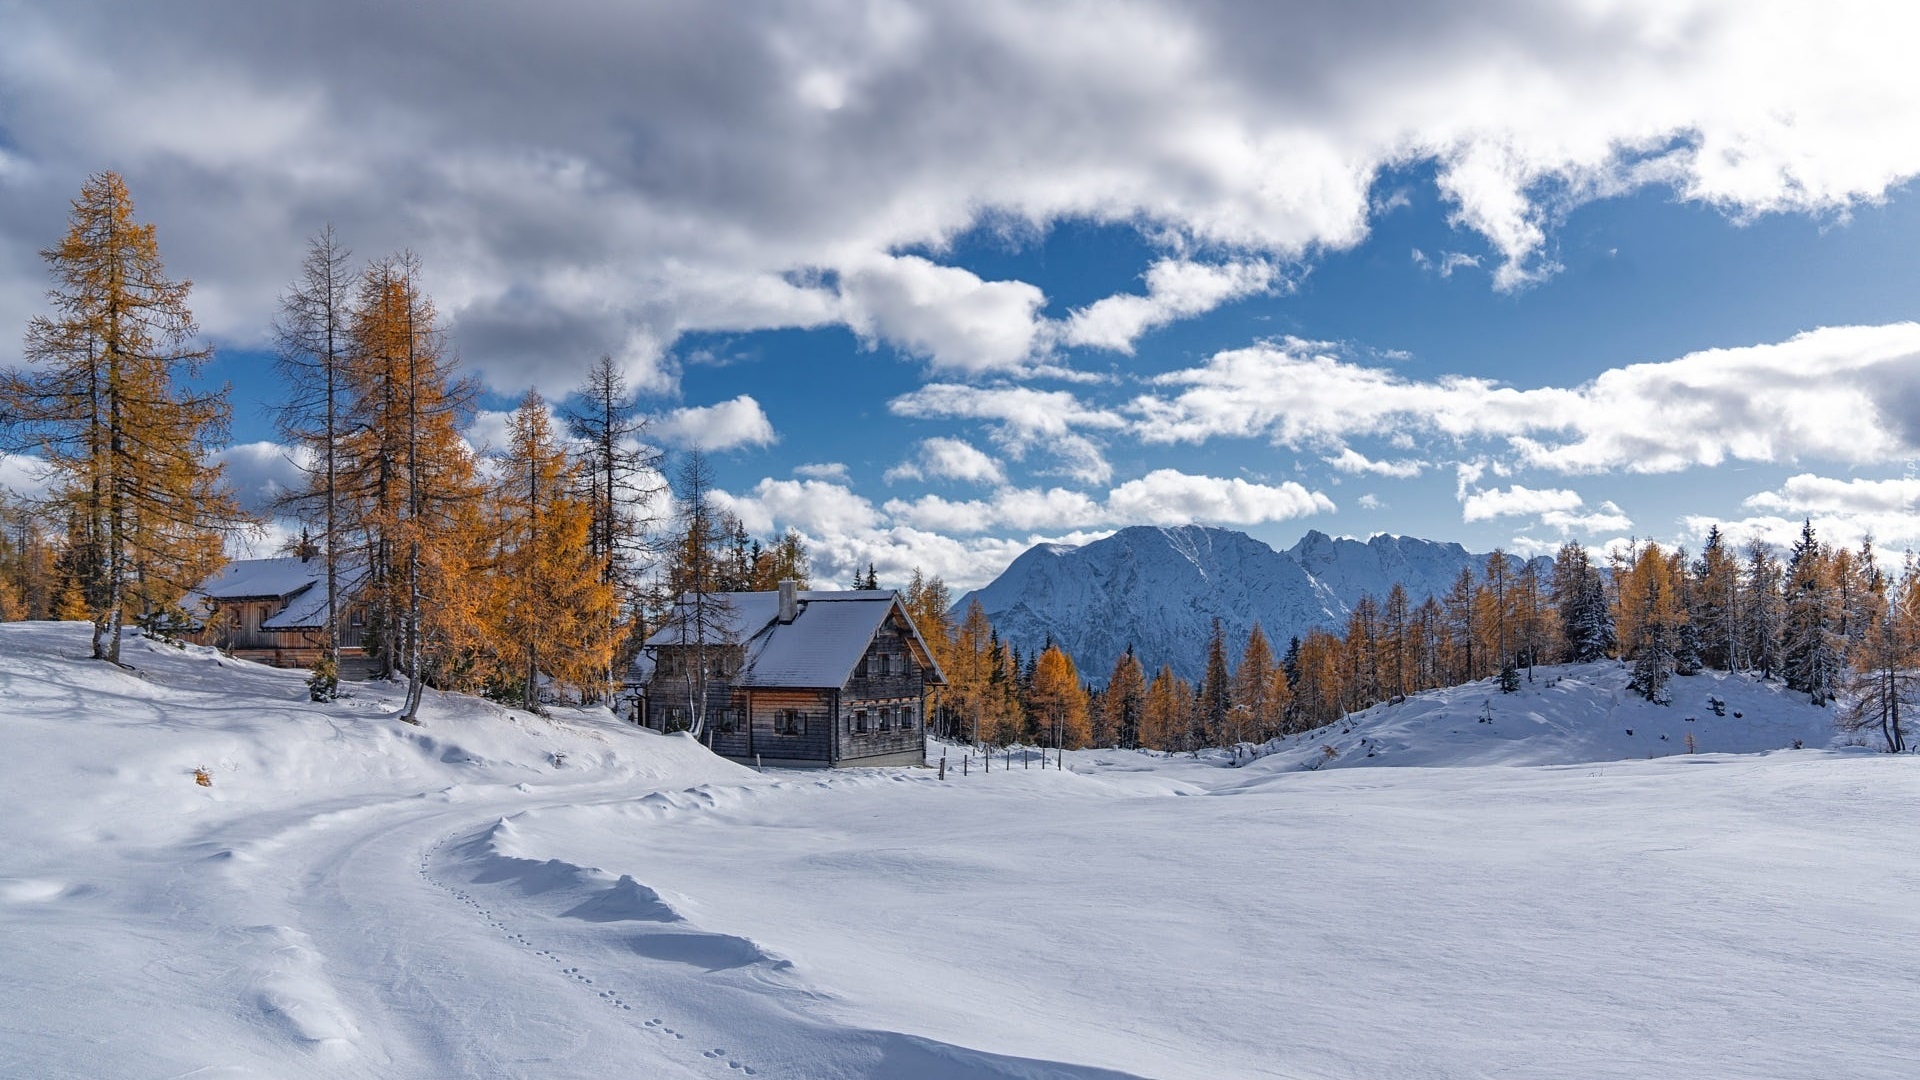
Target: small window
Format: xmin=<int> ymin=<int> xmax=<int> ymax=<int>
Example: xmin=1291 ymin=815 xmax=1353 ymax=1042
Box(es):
xmin=901 ymin=705 xmax=915 ymax=729
xmin=854 ymin=709 xmax=869 ymax=733
xmin=877 ymin=654 xmax=891 ymax=676
xmin=879 ymin=707 xmax=892 ymax=731
xmin=776 ymin=709 xmax=806 ymax=736
xmin=348 ymin=608 xmax=365 ymax=628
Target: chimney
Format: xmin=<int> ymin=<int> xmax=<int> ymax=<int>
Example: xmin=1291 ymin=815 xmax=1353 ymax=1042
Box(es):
xmin=777 ymin=579 xmax=797 ymax=624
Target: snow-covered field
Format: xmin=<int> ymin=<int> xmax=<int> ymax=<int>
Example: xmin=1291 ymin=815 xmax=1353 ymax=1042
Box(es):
xmin=2 ymin=621 xmax=1915 ymax=1079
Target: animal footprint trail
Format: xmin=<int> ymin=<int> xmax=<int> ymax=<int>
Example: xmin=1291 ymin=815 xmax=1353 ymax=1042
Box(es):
xmin=423 ymin=829 xmax=760 ymax=1075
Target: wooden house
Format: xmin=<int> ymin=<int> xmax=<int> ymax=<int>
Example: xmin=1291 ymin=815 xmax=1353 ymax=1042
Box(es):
xmin=187 ymin=557 xmax=367 ymax=668
xmin=628 ymin=581 xmax=945 ymax=768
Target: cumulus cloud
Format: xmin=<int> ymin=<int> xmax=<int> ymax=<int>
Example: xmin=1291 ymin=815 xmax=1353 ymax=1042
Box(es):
xmin=884 ymin=437 xmax=1006 ymax=486
xmin=1539 ymin=502 xmax=1633 ymax=535
xmin=886 ymin=469 xmax=1333 ymax=535
xmin=1461 ymin=484 xmax=1584 ymax=522
xmin=1325 ymin=447 xmax=1425 ymax=478
xmin=889 ymin=383 xmax=1123 ymax=481
xmin=1135 ymin=325 xmax=1920 ymax=474
xmin=4 ymin=2 xmax=1917 ymax=389
xmin=793 ymin=462 xmax=850 ymax=481
xmin=652 ymin=395 xmax=777 ymax=450
xmin=211 ymin=441 xmax=308 ymax=512
xmin=1742 ymin=473 xmax=1920 ymax=515
xmin=839 ymin=254 xmax=1048 ymax=374
xmin=1682 ymin=472 xmax=1920 ymax=556
xmin=1062 ymin=259 xmax=1277 ymax=353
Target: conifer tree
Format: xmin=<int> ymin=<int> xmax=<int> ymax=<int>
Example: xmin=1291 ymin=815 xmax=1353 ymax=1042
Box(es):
xmin=1141 ymin=664 xmax=1191 ymax=751
xmin=491 ymin=389 xmax=616 ymax=711
xmin=0 ymin=172 xmax=244 ymax=662
xmin=1839 ymin=552 xmax=1916 ymax=752
xmin=1513 ymin=559 xmax=1549 ymax=674
xmin=948 ymin=599 xmax=993 ymax=745
xmin=1551 ymin=542 xmax=1614 ymax=662
xmin=1029 ymin=644 xmax=1091 ymax=750
xmin=1740 ymin=539 xmax=1786 ymax=678
xmin=273 ymin=225 xmax=356 ymax=672
xmin=1199 ymin=617 xmax=1233 ymax=747
xmin=338 ymin=251 xmax=480 ymax=719
xmin=0 ymin=495 xmax=58 ymax=620
xmin=1442 ymin=566 xmax=1478 ymax=681
xmin=1780 ymin=520 xmax=1842 ymax=705
xmin=660 ymin=449 xmax=736 ymax=738
xmin=1102 ymin=646 xmax=1147 ymax=749
xmin=562 ymin=353 xmax=664 ymax=695
xmin=1693 ymin=526 xmax=1740 ymax=670
xmin=1232 ymin=623 xmax=1278 ymax=741
xmin=1381 ymin=584 xmax=1412 ymax=698
xmin=754 ymin=529 xmax=811 ymax=590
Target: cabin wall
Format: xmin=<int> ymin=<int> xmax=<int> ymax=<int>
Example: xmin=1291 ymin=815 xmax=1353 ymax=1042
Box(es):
xmin=747 ymin=688 xmax=836 ymax=763
xmin=838 ymin=621 xmax=927 ymax=764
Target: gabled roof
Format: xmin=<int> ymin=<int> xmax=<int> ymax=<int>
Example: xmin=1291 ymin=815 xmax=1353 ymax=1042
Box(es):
xmin=641 ymin=589 xmax=947 ymax=689
xmin=189 ymin=557 xmax=367 ymax=631
xmin=194 ymin=557 xmax=326 ymax=601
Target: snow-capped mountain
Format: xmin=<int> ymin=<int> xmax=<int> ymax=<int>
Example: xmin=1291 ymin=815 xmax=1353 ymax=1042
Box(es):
xmin=955 ymin=525 xmax=1551 ymax=684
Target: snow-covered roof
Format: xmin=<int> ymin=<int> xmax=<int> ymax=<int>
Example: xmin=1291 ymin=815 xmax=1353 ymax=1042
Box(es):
xmin=641 ymin=589 xmax=947 ymax=689
xmin=194 ymin=557 xmax=326 ymax=601
xmin=189 ymin=557 xmax=367 ymax=630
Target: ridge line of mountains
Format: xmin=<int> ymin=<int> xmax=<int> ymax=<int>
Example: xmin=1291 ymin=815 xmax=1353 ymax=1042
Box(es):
xmin=954 ymin=525 xmax=1551 ymax=686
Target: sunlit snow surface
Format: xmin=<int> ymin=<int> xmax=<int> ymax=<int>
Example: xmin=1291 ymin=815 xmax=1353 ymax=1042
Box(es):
xmin=1 ymin=621 xmax=1914 ymax=1079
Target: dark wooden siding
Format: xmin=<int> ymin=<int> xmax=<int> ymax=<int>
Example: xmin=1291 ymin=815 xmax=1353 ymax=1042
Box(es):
xmin=748 ymin=688 xmax=836 ymax=762
xmin=838 ymin=618 xmax=928 ymax=763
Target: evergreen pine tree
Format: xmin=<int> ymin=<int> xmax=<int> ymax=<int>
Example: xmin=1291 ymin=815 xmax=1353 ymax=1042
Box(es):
xmin=1199 ymin=617 xmax=1233 ymax=747
xmin=1780 ymin=520 xmax=1842 ymax=705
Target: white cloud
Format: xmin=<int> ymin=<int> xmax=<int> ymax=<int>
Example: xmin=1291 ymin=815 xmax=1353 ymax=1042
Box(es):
xmin=1357 ymin=493 xmax=1384 ymax=510
xmin=1062 ymin=259 xmax=1277 ymax=353
xmin=1135 ymin=325 xmax=1920 ymax=475
xmin=1461 ymin=484 xmax=1584 ymax=522
xmin=793 ymin=462 xmax=850 ymax=481
xmin=652 ymin=395 xmax=777 ymax=450
xmin=888 ymin=383 xmax=1123 ymax=481
xmin=1326 ymin=447 xmax=1425 ymax=478
xmin=885 ymin=469 xmax=1333 ymax=535
xmin=1682 ymin=511 xmax=1920 ymax=556
xmin=6 ymin=3 xmax=1918 ymax=390
xmin=838 ymin=254 xmax=1048 ymax=374
xmin=0 ymin=453 xmax=53 ymax=500
xmin=211 ymin=441 xmax=309 ymax=512
xmin=1539 ymin=502 xmax=1633 ymax=535
xmin=713 ymin=477 xmax=879 ymax=538
xmin=1742 ymin=473 xmax=1920 ymax=515
xmin=884 ymin=437 xmax=1006 ymax=486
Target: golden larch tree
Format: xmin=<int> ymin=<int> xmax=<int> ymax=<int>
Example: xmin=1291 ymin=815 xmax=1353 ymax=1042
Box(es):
xmin=0 ymin=172 xmax=243 ymax=661
xmin=489 ymin=389 xmax=617 ymax=711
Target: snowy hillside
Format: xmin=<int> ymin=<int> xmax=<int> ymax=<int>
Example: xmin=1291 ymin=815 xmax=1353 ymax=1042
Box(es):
xmin=956 ymin=525 xmax=1549 ymax=683
xmin=4 ymin=621 xmax=1918 ymax=1079
xmin=1229 ymin=660 xmax=1848 ymax=772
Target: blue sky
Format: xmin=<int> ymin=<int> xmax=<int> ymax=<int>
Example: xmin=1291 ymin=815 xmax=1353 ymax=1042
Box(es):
xmin=5 ymin=2 xmax=1920 ymax=590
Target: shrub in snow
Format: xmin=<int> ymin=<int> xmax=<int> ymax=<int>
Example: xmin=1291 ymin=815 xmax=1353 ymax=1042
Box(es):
xmin=307 ymin=655 xmax=339 ymax=703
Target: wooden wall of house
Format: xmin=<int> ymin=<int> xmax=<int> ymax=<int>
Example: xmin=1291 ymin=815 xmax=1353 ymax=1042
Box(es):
xmin=747 ymin=688 xmax=836 ymax=761
xmin=837 ymin=694 xmax=922 ymax=762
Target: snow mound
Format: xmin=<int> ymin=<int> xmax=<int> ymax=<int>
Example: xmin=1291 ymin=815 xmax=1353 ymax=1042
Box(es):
xmin=1241 ymin=661 xmax=1847 ymax=772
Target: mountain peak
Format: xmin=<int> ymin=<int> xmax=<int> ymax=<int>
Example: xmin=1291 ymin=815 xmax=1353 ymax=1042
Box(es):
xmin=956 ymin=525 xmax=1548 ymax=684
